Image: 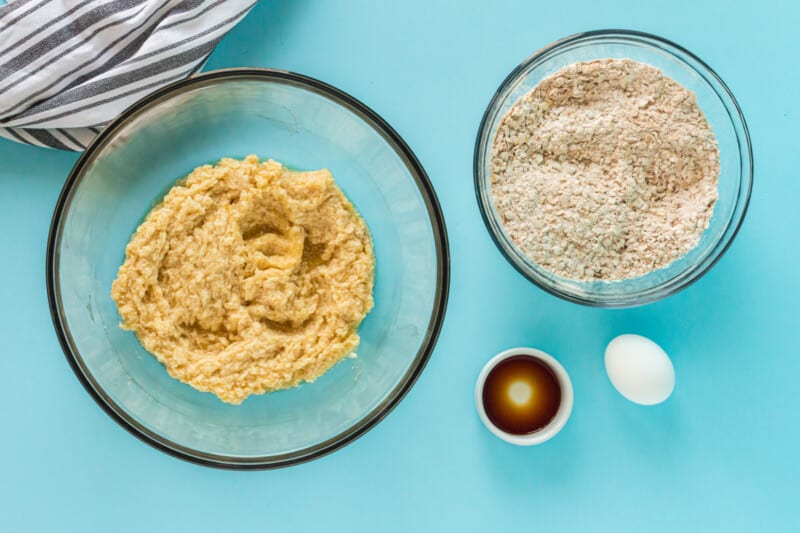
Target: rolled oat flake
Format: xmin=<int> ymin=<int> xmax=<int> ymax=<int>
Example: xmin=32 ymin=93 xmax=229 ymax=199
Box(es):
xmin=490 ymin=58 xmax=720 ymax=281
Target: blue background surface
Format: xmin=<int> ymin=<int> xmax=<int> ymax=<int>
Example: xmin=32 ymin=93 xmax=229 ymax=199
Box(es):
xmin=1 ymin=1 xmax=798 ymax=531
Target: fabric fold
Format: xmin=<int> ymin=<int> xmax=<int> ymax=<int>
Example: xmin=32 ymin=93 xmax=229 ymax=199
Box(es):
xmin=0 ymin=0 xmax=256 ymax=150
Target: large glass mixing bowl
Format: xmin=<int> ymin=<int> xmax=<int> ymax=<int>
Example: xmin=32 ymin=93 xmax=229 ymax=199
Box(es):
xmin=47 ymin=69 xmax=449 ymax=468
xmin=475 ymin=30 xmax=752 ymax=307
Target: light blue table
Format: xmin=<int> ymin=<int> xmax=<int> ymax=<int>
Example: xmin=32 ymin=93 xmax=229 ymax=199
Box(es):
xmin=1 ymin=1 xmax=798 ymax=531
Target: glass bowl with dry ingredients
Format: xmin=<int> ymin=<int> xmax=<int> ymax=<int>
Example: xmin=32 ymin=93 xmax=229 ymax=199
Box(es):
xmin=475 ymin=30 xmax=752 ymax=307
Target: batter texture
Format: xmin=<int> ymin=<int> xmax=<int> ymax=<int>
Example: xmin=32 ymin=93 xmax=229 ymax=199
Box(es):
xmin=111 ymin=156 xmax=375 ymax=404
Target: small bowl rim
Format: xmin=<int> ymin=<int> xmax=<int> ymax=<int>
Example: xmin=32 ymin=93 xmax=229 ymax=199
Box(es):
xmin=475 ymin=347 xmax=574 ymax=446
xmin=473 ymin=29 xmax=754 ymax=307
xmin=46 ymin=68 xmax=451 ymax=470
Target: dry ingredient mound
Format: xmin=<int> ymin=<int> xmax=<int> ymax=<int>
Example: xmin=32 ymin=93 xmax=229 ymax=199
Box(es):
xmin=490 ymin=58 xmax=720 ymax=281
xmin=111 ymin=156 xmax=375 ymax=404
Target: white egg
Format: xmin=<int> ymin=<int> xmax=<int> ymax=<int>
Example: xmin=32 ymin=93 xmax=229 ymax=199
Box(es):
xmin=604 ymin=334 xmax=674 ymax=405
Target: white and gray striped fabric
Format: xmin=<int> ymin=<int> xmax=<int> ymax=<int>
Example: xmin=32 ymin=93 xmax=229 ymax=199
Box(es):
xmin=0 ymin=0 xmax=256 ymax=150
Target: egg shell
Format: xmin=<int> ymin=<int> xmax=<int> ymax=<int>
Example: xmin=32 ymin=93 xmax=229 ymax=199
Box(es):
xmin=604 ymin=334 xmax=675 ymax=405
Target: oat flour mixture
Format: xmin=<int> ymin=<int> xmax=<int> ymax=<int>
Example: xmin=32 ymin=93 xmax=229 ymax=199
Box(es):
xmin=111 ymin=156 xmax=375 ymax=404
xmin=491 ymin=59 xmax=720 ymax=281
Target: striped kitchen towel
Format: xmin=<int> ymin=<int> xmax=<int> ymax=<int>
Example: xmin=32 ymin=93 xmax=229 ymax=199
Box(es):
xmin=0 ymin=0 xmax=256 ymax=150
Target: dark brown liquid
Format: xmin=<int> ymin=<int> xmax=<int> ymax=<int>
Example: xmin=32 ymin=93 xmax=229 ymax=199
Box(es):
xmin=482 ymin=355 xmax=562 ymax=435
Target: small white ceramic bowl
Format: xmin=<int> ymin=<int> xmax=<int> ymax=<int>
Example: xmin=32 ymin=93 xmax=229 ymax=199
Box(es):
xmin=475 ymin=347 xmax=573 ymax=445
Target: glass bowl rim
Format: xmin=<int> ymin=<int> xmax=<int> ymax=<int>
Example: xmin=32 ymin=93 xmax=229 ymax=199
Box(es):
xmin=46 ymin=68 xmax=451 ymax=470
xmin=473 ymin=29 xmax=753 ymax=307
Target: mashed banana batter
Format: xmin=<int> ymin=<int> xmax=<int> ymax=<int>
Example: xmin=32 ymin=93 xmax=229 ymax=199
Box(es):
xmin=111 ymin=156 xmax=375 ymax=404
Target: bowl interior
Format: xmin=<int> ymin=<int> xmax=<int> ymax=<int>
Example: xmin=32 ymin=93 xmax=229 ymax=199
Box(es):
xmin=52 ymin=72 xmax=446 ymax=465
xmin=476 ymin=32 xmax=751 ymax=306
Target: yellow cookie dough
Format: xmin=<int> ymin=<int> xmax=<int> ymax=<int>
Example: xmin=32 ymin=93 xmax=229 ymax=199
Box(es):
xmin=111 ymin=156 xmax=375 ymax=404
